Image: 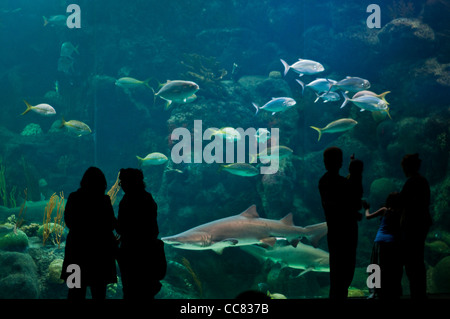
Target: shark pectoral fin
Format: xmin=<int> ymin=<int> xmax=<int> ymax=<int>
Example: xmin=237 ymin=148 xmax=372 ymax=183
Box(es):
xmin=289 ymin=238 xmax=300 ymax=248
xmin=259 ymin=237 xmax=277 ymax=247
xmin=211 ymin=238 xmax=239 ymax=254
xmin=295 ymin=267 xmax=314 ymax=278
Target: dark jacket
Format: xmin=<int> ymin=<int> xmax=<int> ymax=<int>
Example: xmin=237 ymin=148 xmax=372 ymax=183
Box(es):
xmin=61 ymin=189 xmax=117 ymax=285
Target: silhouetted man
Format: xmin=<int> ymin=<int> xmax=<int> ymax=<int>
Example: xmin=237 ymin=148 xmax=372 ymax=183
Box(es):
xmin=400 ymin=153 xmax=431 ymax=299
xmin=318 ymin=147 xmax=359 ymax=299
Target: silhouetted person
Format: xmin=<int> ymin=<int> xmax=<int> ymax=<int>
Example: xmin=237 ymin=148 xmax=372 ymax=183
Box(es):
xmin=400 ymin=153 xmax=431 ymax=299
xmin=116 ymin=168 xmax=166 ymax=300
xmin=347 ymin=154 xmax=364 ymax=222
xmin=318 ymin=147 xmax=360 ymax=299
xmin=61 ymin=167 xmax=118 ymax=299
xmin=365 ymin=192 xmax=402 ymax=299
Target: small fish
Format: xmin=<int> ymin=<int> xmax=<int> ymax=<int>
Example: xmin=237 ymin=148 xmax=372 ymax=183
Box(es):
xmin=60 ymin=117 xmax=92 ymax=136
xmin=43 ymin=15 xmax=67 ymax=27
xmin=314 ymin=91 xmax=341 ymax=103
xmin=328 ymin=76 xmax=371 ymax=94
xmin=351 ymin=90 xmax=390 ymax=105
xmin=280 ymin=58 xmax=324 ymax=77
xmin=21 ymin=100 xmax=56 ymax=116
xmin=219 ymin=163 xmax=259 ymax=177
xmin=255 ymin=128 xmax=271 ymax=143
xmin=115 ymin=77 xmax=153 ymax=90
xmin=251 ymin=145 xmax=293 ymax=162
xmin=60 ymin=42 xmax=79 ymax=58
xmin=310 ymin=118 xmax=358 ymax=141
xmin=342 ymin=93 xmax=391 ymax=119
xmin=155 ymin=80 xmax=200 ymax=109
xmin=210 ymin=127 xmax=241 ymax=142
xmin=136 ymin=152 xmax=168 ymax=166
xmin=305 ymin=78 xmax=338 ymax=93
xmin=253 ymin=97 xmax=296 ymax=115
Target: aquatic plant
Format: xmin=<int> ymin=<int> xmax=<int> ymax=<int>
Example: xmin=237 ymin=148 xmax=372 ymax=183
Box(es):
xmin=42 ymin=192 xmax=65 ymax=248
xmin=181 ymin=257 xmax=203 ymax=298
xmin=107 ymin=172 xmax=121 ymax=206
xmin=14 ymin=188 xmax=27 ymax=234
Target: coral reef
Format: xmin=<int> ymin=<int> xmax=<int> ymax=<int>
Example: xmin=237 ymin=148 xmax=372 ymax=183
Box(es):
xmin=20 ymin=123 xmax=43 ymax=136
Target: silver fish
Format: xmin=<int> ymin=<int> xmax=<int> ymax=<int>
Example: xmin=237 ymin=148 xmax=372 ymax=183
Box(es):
xmin=280 ymin=58 xmax=325 ymax=77
xmin=253 ymin=97 xmax=296 ymax=115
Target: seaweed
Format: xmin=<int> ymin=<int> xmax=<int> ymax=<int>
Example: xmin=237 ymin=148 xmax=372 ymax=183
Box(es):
xmin=181 ymin=257 xmax=203 ymax=298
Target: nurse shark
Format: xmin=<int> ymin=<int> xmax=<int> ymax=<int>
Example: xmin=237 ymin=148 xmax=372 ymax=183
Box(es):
xmin=240 ymin=240 xmax=330 ymax=275
xmin=162 ymin=205 xmax=327 ymax=254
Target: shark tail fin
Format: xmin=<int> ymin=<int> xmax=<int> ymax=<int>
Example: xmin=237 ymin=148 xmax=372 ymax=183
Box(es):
xmin=304 ymin=222 xmax=328 ymax=247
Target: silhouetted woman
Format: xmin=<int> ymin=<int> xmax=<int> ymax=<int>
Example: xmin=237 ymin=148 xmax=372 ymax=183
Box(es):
xmin=61 ymin=167 xmax=118 ymax=299
xmin=116 ymin=168 xmax=166 ymax=299
xmin=400 ymin=153 xmax=431 ymax=299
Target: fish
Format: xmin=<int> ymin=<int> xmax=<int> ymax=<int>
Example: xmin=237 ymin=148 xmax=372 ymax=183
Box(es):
xmin=240 ymin=240 xmax=329 ymax=275
xmin=341 ymin=93 xmax=391 ymax=119
xmin=251 ymin=145 xmax=293 ymax=163
xmin=253 ymin=97 xmax=296 ymax=115
xmin=305 ymin=78 xmax=338 ymax=93
xmin=60 ymin=42 xmax=79 ymax=57
xmin=59 ymin=117 xmax=92 ymax=136
xmin=161 ymin=205 xmax=328 ymax=254
xmin=43 ymin=15 xmax=67 ymax=27
xmin=21 ymin=100 xmax=56 ymax=116
xmin=280 ymin=58 xmax=324 ymax=77
xmin=327 ymin=76 xmax=371 ymax=94
xmin=210 ymin=127 xmax=241 ymax=142
xmin=314 ymin=91 xmax=341 ymax=103
xmin=136 ymin=152 xmax=168 ymax=166
xmin=351 ymin=90 xmax=391 ymax=105
xmin=310 ymin=118 xmax=358 ymax=141
xmin=254 ymin=128 xmax=271 ymax=143
xmin=219 ymin=163 xmax=259 ymax=177
xmin=155 ymin=80 xmax=200 ymax=109
xmin=115 ymin=77 xmax=153 ymax=90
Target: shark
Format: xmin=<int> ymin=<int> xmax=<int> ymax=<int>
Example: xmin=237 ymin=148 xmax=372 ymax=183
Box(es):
xmin=240 ymin=240 xmax=330 ymax=276
xmin=161 ymin=205 xmax=327 ymax=254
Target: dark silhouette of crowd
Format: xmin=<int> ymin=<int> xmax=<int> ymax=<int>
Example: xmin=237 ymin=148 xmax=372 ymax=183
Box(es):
xmin=318 ymin=147 xmax=431 ymax=299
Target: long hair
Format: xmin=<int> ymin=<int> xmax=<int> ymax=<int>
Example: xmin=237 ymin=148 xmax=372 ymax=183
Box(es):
xmin=80 ymin=166 xmax=107 ymax=194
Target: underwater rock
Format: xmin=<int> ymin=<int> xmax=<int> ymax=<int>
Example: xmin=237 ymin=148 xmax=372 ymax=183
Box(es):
xmin=0 ymin=251 xmax=40 ymax=298
xmin=20 ymin=123 xmax=43 ymax=136
xmin=378 ymin=18 xmax=435 ymax=59
xmin=431 ymin=256 xmax=450 ymax=293
xmin=48 ymin=259 xmax=64 ymax=284
xmin=0 ymin=229 xmax=29 ymax=251
xmin=369 ymin=177 xmax=400 ymax=209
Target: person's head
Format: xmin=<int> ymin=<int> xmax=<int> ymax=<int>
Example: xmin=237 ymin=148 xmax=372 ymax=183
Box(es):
xmin=385 ymin=192 xmax=401 ymax=211
xmin=119 ymin=168 xmax=145 ymax=193
xmin=323 ymin=146 xmax=343 ymax=172
xmin=401 ymin=153 xmax=421 ymax=177
xmin=80 ymin=166 xmax=107 ymax=194
xmin=349 ymin=157 xmax=364 ymax=177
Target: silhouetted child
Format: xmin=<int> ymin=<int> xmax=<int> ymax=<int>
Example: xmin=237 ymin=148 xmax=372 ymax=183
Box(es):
xmin=365 ymin=192 xmax=402 ymax=299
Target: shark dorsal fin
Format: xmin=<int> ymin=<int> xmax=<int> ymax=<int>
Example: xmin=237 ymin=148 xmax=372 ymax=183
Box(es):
xmin=240 ymin=205 xmax=259 ymax=218
xmin=280 ymin=213 xmax=294 ymax=226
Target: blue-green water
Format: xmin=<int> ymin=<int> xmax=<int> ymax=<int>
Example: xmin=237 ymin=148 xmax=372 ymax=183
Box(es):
xmin=0 ymin=0 xmax=449 ymax=299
